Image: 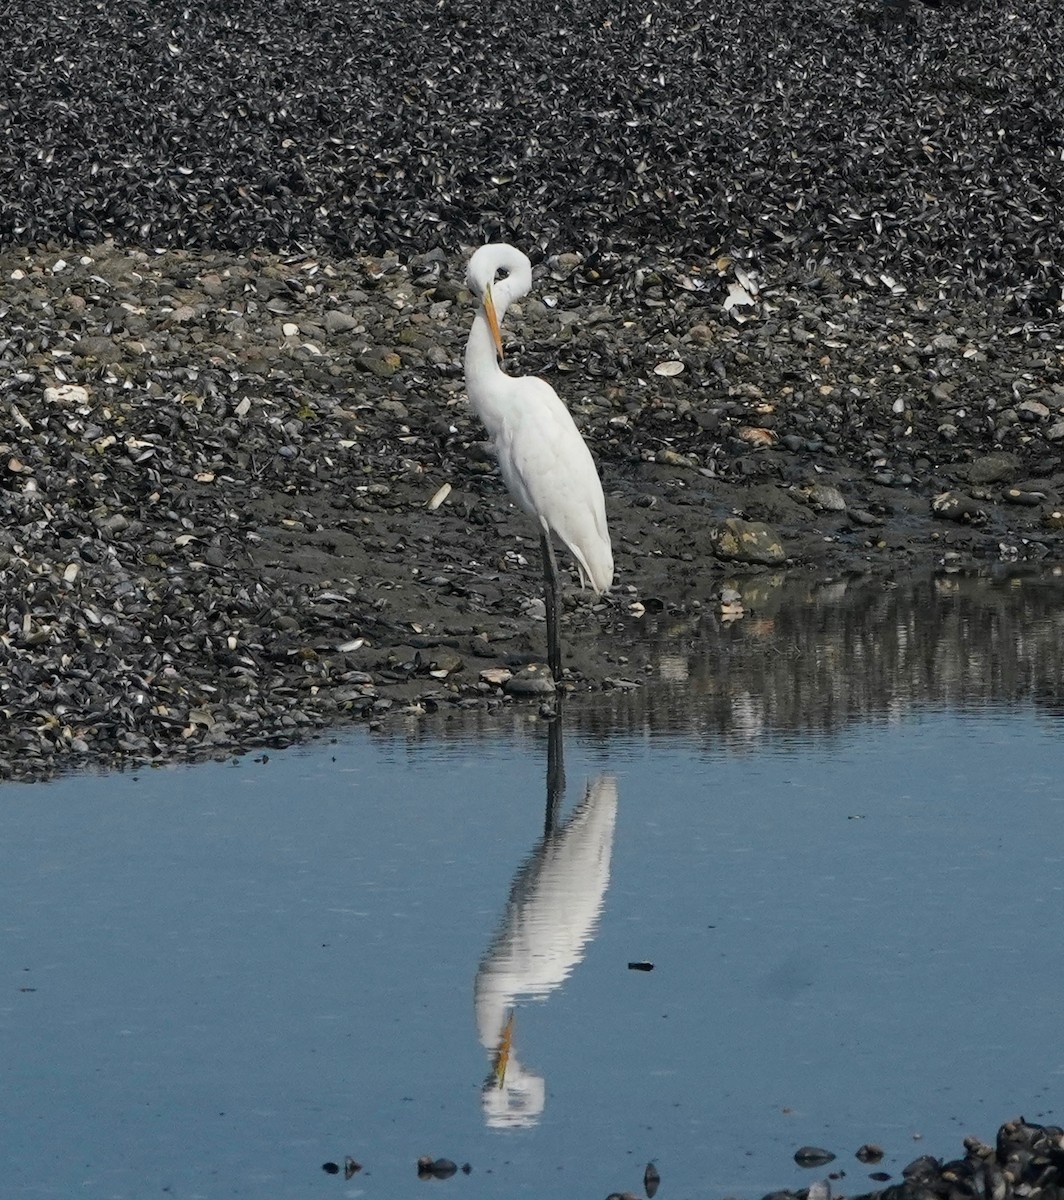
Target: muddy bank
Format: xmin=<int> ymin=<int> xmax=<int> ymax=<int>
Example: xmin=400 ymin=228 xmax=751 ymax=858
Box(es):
xmin=0 ymin=241 xmax=1061 ymax=778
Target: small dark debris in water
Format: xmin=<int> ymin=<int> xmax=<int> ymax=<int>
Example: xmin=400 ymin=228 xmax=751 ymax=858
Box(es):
xmin=857 ymin=1144 xmax=885 ymax=1163
xmin=322 ymin=1161 xmax=340 ymax=1175
xmin=795 ymin=1147 xmax=837 ymax=1167
xmin=628 ymin=961 xmax=654 ymax=972
xmin=644 ymin=1161 xmax=661 ymax=1197
xmin=344 ymin=1156 xmax=362 ymax=1179
xmin=417 ymin=1156 xmax=458 ymax=1179
xmin=461 ymin=1164 xmax=472 ymax=1174
xmin=870 ymin=1171 xmax=892 ymax=1181
xmin=606 ymin=1193 xmax=640 ymax=1200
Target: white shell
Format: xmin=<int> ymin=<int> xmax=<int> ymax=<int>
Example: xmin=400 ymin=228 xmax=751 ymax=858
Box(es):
xmin=427 ymin=482 xmax=452 ymax=510
xmin=44 ymin=383 xmax=90 ymax=405
xmin=653 ymin=360 xmax=685 ymax=377
xmin=724 ymin=280 xmax=756 ymax=310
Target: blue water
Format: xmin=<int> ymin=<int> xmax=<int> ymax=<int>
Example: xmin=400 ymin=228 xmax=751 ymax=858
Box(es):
xmin=3 ymin=699 xmax=1061 ymax=1199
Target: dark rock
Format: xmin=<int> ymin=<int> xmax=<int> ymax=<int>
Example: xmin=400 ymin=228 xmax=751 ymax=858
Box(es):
xmin=795 ymin=1147 xmax=837 ymax=1168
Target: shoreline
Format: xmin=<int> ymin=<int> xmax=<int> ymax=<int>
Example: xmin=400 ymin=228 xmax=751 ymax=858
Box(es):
xmin=1 ymin=241 xmax=1062 ymax=780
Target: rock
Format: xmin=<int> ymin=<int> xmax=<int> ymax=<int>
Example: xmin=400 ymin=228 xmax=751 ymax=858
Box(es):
xmin=1002 ymin=488 xmax=1045 ymax=506
xmin=1016 ymin=400 xmax=1051 ymax=421
xmin=426 ymin=649 xmax=463 ymax=678
xmin=965 ymin=453 xmax=1020 ymax=485
xmin=644 ymin=1162 xmax=661 ymax=1198
xmin=798 ymin=483 xmax=847 ymax=512
xmin=325 ymin=310 xmax=361 ymax=334
xmin=711 ymin=518 xmax=786 ymax=565
xmin=932 ymin=491 xmax=988 ymax=524
xmin=504 ymin=665 xmax=556 ymax=696
xmin=417 ymin=1157 xmax=457 ymax=1179
xmin=794 ymin=1147 xmax=836 ymax=1167
xmin=359 ymin=347 xmax=402 ymax=377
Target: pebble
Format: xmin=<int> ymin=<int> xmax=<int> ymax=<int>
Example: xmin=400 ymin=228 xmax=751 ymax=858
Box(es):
xmin=416 ymin=1157 xmax=458 ymax=1179
xmin=795 ymin=1147 xmax=836 ymax=1168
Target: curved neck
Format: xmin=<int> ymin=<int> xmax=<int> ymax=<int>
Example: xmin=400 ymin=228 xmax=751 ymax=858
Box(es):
xmin=465 ymin=281 xmax=519 ymax=428
xmin=464 ymin=302 xmax=505 ymax=395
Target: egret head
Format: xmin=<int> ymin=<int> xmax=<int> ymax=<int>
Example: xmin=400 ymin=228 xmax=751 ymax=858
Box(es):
xmin=466 ymin=243 xmax=534 ymax=364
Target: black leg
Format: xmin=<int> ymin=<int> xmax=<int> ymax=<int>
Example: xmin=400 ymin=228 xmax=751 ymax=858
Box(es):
xmin=540 ymin=530 xmax=562 ymax=681
xmin=544 ymin=693 xmax=566 ymax=836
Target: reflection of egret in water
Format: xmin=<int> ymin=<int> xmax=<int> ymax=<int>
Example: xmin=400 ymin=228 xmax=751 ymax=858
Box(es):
xmin=474 ymin=707 xmax=618 ymax=1128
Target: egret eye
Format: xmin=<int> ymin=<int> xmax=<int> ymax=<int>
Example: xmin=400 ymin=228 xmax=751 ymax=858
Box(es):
xmin=496 ymin=268 xmax=510 ymax=281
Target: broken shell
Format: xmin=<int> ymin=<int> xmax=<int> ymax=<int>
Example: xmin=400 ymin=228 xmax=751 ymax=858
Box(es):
xmin=427 ymin=482 xmax=452 ymax=510
xmin=480 ymin=667 xmax=513 ymax=686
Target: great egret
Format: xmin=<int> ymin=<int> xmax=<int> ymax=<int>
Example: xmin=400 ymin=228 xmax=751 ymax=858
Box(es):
xmin=464 ymin=243 xmax=613 ymax=680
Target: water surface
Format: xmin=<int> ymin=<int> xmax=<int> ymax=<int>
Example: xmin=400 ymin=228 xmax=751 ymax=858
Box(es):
xmin=3 ymin=571 xmax=1062 ymax=1199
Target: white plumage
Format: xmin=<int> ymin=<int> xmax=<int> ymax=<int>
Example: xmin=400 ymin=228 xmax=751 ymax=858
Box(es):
xmin=464 ymin=243 xmax=613 ymax=676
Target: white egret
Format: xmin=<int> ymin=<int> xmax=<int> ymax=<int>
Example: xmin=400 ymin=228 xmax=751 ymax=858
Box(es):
xmin=464 ymin=243 xmax=613 ymax=680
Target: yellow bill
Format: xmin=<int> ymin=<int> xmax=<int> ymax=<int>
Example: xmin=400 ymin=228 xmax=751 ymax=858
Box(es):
xmin=483 ymin=283 xmax=504 ymax=362
xmin=492 ymin=1009 xmax=515 ymax=1087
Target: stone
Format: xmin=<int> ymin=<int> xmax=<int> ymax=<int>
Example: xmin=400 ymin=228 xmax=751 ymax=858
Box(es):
xmin=710 ymin=518 xmax=786 ymax=565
